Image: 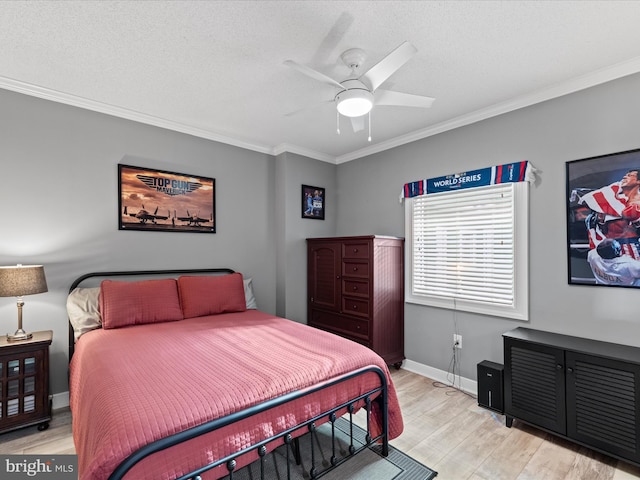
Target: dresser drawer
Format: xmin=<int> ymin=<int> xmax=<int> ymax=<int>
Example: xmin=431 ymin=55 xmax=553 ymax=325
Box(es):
xmin=310 ymin=310 xmax=369 ymax=338
xmin=341 ymin=297 xmax=370 ymax=318
xmin=342 ymin=279 xmax=369 ymax=298
xmin=342 ymin=242 xmax=370 ymax=260
xmin=342 ymin=261 xmax=369 ymax=278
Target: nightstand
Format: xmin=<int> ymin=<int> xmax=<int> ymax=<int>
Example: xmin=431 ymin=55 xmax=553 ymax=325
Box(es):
xmin=0 ymin=330 xmax=52 ymax=434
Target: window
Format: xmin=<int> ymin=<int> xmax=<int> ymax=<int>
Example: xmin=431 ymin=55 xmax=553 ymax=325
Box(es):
xmin=405 ymin=182 xmax=529 ymax=320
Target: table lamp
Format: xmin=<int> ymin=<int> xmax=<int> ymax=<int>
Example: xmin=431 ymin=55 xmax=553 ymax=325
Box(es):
xmin=0 ymin=264 xmax=48 ymax=341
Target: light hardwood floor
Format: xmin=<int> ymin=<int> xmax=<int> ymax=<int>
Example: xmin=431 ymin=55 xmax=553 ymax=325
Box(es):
xmin=2 ymin=368 xmax=640 ymax=479
xmin=389 ymin=368 xmax=640 ymax=480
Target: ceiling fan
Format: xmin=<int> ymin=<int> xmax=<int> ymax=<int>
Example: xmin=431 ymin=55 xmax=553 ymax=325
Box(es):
xmin=284 ymin=41 xmax=435 ymax=139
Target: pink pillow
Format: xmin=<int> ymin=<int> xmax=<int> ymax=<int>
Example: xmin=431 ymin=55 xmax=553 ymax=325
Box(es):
xmin=100 ymin=279 xmax=183 ymax=329
xmin=178 ymin=273 xmax=246 ymax=319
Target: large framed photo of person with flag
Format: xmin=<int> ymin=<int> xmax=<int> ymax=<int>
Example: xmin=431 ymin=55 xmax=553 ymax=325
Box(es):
xmin=119 ymin=164 xmax=216 ymax=233
xmin=566 ymin=148 xmax=640 ymax=287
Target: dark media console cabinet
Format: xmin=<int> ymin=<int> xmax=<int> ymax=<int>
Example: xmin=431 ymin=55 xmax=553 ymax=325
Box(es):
xmin=504 ymin=327 xmax=640 ymax=466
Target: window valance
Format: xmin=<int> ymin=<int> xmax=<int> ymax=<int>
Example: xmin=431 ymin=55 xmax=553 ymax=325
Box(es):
xmin=401 ymin=160 xmax=537 ymax=200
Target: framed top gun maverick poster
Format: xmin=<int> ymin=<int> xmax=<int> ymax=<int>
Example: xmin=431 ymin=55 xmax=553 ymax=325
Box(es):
xmin=119 ymin=164 xmax=216 ymax=233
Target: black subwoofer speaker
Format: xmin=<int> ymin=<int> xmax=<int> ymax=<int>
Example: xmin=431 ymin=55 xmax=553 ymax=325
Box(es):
xmin=477 ymin=360 xmax=504 ymax=413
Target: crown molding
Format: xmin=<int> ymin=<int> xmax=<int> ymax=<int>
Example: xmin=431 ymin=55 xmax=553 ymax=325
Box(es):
xmin=335 ymin=55 xmax=640 ymax=164
xmin=0 ymin=75 xmax=274 ymax=156
xmin=3 ymin=54 xmax=640 ymax=165
xmin=272 ymin=143 xmax=336 ymax=163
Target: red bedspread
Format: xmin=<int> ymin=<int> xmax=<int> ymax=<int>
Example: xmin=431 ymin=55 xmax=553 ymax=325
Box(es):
xmin=70 ymin=310 xmax=403 ymax=480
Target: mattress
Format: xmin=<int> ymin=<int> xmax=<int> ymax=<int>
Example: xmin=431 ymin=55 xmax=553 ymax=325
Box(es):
xmin=70 ymin=310 xmax=403 ymax=480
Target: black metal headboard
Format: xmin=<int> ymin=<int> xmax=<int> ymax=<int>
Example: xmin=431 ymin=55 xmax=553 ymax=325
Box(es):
xmin=68 ymin=268 xmax=235 ymax=361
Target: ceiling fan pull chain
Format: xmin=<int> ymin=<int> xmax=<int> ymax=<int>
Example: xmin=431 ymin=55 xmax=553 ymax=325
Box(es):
xmin=368 ymin=112 xmax=372 ymax=142
xmin=336 ymin=110 xmax=341 ymax=135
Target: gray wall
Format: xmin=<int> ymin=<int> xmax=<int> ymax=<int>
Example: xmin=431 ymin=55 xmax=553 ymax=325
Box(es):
xmin=336 ymin=71 xmax=640 ymax=380
xmin=3 ymin=70 xmax=640 ymax=399
xmin=0 ymin=89 xmax=277 ymax=397
xmin=275 ymin=151 xmax=336 ymax=321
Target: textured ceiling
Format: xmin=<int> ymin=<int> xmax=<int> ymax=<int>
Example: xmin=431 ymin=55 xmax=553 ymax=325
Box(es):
xmin=2 ymin=1 xmax=640 ymax=163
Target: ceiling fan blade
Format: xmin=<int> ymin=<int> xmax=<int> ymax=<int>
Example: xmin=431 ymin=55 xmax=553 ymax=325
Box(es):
xmin=375 ymin=89 xmax=435 ymax=108
xmin=350 ymin=115 xmax=365 ymax=132
xmin=310 ymin=12 xmax=354 ymax=67
xmin=360 ymin=41 xmax=417 ymax=91
xmin=284 ymin=99 xmax=334 ymax=117
xmin=284 ymin=60 xmax=344 ymax=90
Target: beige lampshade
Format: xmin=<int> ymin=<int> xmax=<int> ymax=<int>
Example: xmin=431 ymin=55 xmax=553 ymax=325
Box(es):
xmin=0 ymin=265 xmax=48 ymax=297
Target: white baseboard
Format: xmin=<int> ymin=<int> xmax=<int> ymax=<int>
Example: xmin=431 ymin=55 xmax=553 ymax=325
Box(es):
xmin=402 ymin=359 xmax=478 ymax=397
xmin=53 ymin=359 xmax=477 ymax=411
xmin=52 ymin=391 xmax=70 ymax=410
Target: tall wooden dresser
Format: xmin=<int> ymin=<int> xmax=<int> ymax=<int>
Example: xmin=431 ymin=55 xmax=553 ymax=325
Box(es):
xmin=306 ymin=235 xmax=404 ymax=367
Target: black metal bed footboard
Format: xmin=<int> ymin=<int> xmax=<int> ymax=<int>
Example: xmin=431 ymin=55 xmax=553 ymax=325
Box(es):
xmin=108 ymin=366 xmax=389 ymax=480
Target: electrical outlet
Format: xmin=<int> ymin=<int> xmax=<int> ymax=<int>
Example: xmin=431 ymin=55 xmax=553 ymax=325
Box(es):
xmin=453 ymin=334 xmax=462 ymax=349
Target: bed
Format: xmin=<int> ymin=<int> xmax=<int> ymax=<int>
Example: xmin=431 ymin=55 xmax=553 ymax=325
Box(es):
xmin=67 ymin=268 xmax=403 ymax=480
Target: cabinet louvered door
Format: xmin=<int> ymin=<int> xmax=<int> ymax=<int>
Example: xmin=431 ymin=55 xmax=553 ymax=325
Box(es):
xmin=566 ymin=352 xmax=640 ymax=463
xmin=504 ymin=338 xmax=566 ymax=434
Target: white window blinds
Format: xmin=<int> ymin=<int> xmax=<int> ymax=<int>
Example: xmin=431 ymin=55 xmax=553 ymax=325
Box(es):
xmin=406 ymin=182 xmax=528 ymax=320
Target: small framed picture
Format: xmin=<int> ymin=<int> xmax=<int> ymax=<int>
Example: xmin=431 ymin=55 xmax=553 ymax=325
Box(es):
xmin=302 ymin=185 xmax=325 ymax=220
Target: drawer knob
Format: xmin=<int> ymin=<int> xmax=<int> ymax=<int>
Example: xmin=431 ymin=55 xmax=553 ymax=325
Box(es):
xmin=352 ymin=305 xmax=358 ymax=310
xmin=353 ymin=286 xmax=358 ymax=291
xmin=353 ymin=248 xmax=358 ymax=253
xmin=353 ymin=267 xmax=358 ymax=271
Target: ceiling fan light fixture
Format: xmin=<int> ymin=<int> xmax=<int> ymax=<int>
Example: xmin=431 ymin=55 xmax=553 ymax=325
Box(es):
xmin=336 ymin=89 xmax=373 ymax=117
